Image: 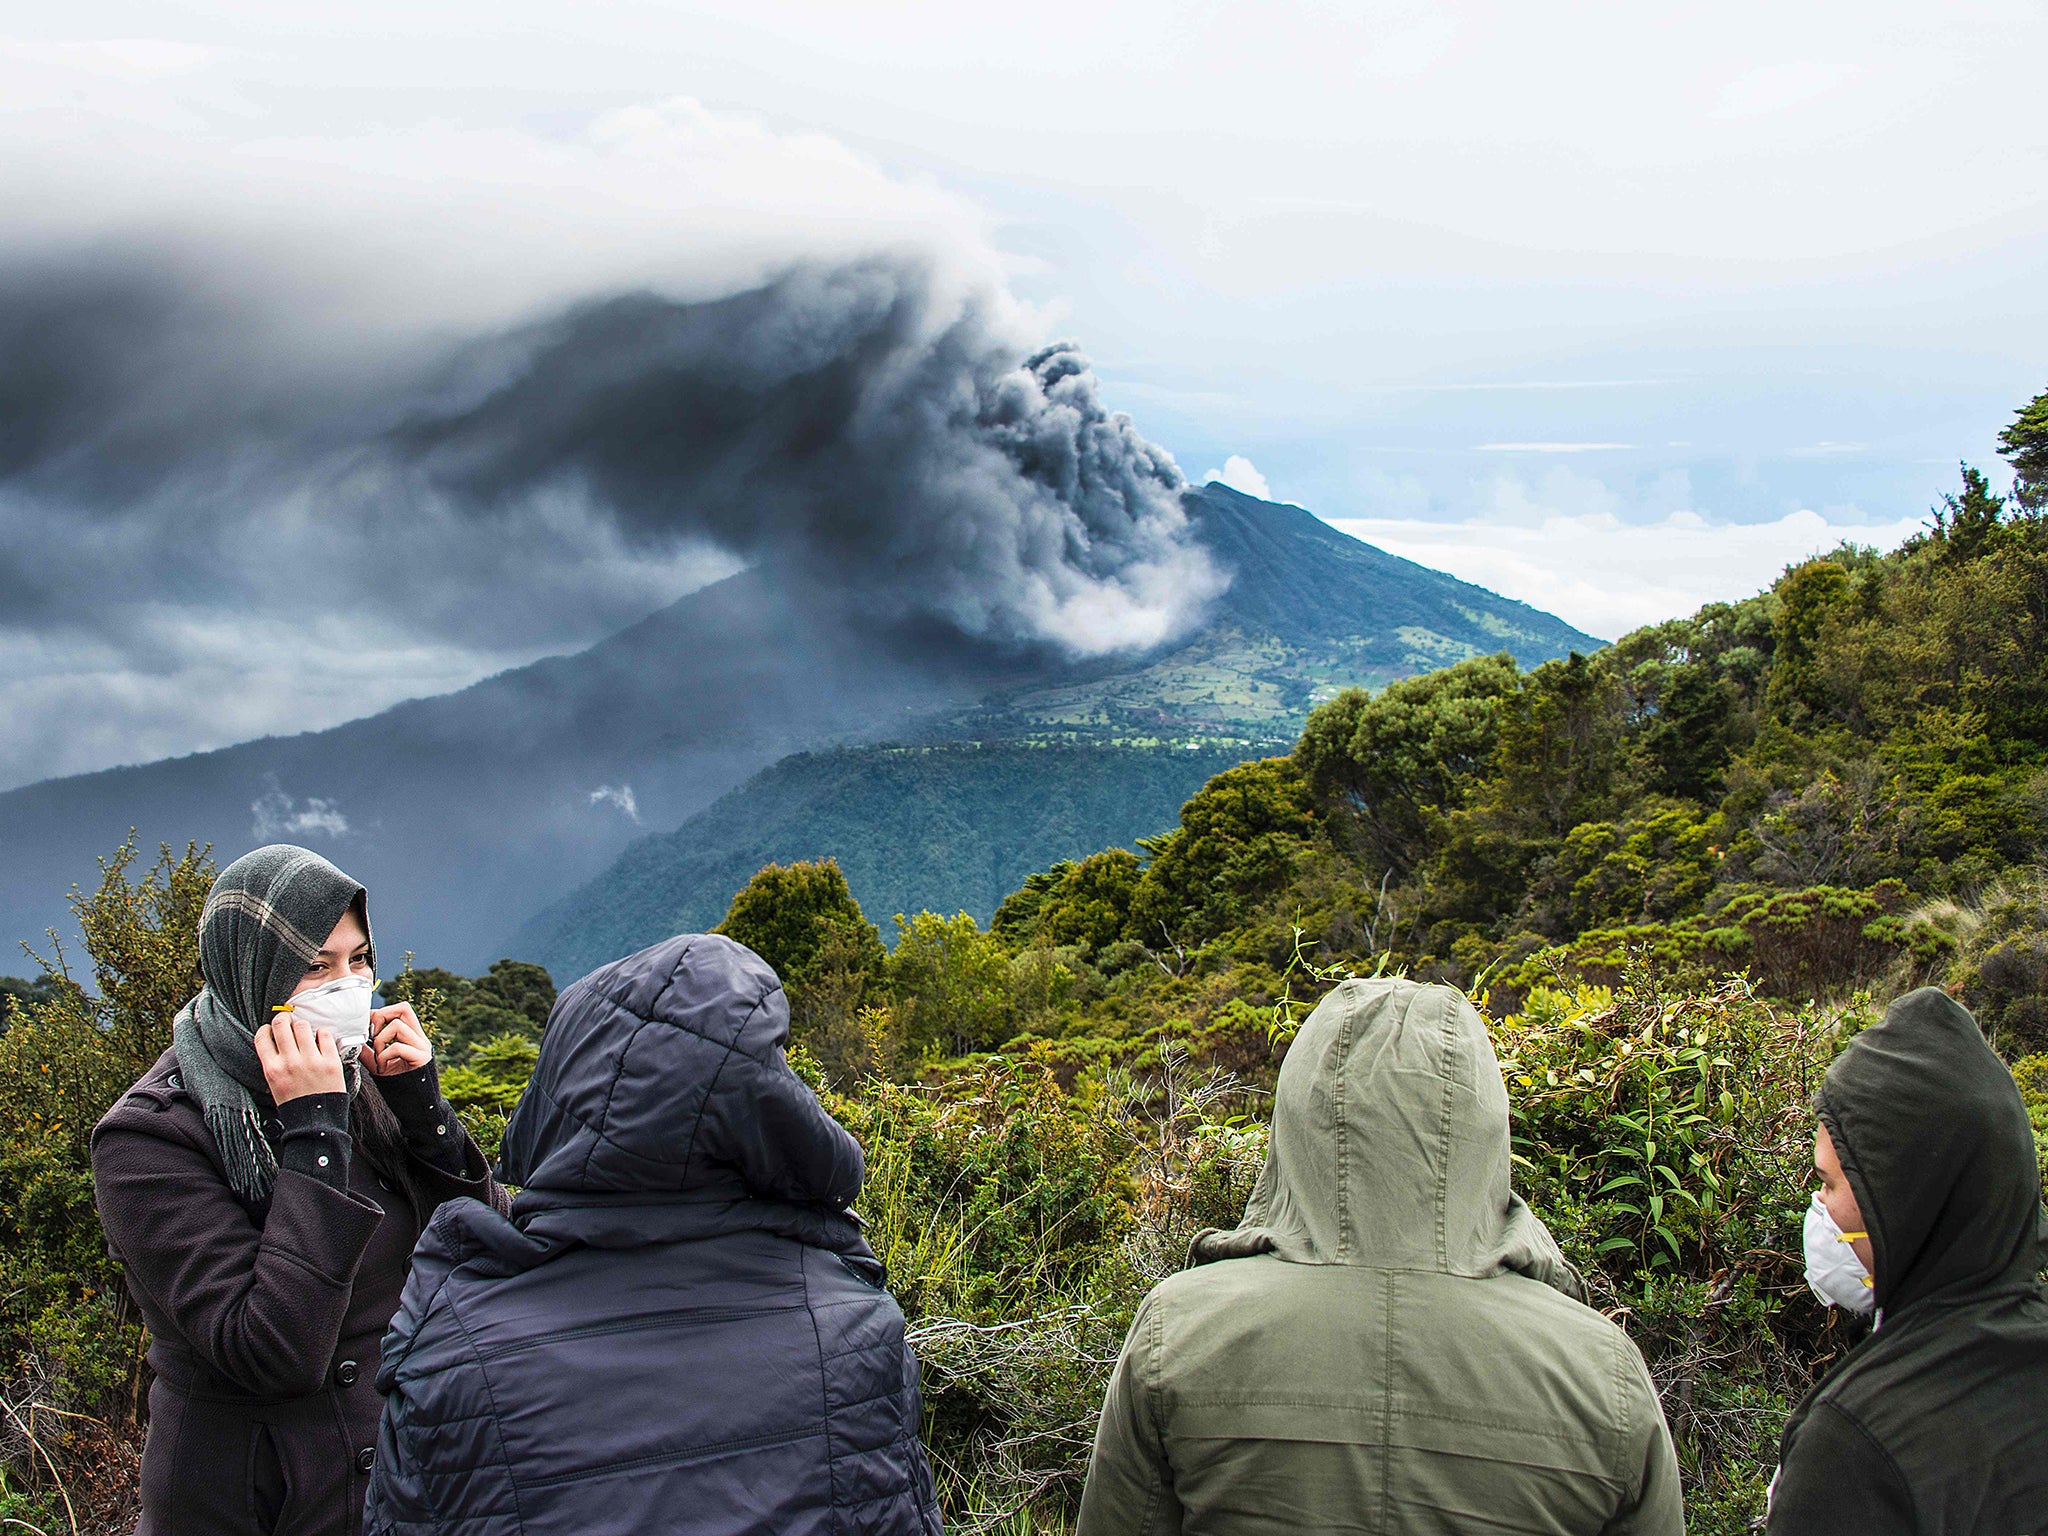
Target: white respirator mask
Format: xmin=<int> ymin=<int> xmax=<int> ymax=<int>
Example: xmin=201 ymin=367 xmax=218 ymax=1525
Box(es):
xmin=280 ymin=974 xmax=377 ymax=1063
xmin=1803 ymin=1192 xmax=1876 ymax=1314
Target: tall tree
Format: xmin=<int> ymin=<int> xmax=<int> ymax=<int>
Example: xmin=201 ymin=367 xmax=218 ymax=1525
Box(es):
xmin=1998 ymin=384 xmax=2048 ymax=511
xmin=717 ymin=859 xmax=886 ymax=993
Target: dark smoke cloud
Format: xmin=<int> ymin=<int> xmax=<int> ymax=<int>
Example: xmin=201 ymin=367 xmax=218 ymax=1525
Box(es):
xmin=0 ymin=248 xmax=1220 ymax=786
xmin=394 ymin=260 xmax=1216 ymax=648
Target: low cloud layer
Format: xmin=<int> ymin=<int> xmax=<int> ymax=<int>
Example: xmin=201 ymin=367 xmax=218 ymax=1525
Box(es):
xmin=0 ymin=92 xmax=1218 ymax=790
xmin=1327 ymin=464 xmax=1926 ymax=638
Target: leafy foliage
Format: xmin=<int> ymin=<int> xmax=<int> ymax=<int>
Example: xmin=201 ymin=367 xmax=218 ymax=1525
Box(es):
xmin=1997 ymin=384 xmax=2048 ymax=512
xmin=0 ymin=840 xmax=214 ymax=1533
xmin=383 ymin=958 xmax=555 ymax=1057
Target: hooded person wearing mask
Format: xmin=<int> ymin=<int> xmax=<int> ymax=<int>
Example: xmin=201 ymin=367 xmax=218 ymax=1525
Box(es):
xmin=1075 ymin=977 xmax=1682 ymax=1536
xmin=362 ymin=932 xmax=941 ymax=1536
xmin=1768 ymin=987 xmax=2048 ymax=1535
xmin=91 ymin=844 xmax=504 ymax=1536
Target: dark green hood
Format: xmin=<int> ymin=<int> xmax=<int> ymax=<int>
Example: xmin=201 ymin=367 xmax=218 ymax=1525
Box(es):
xmin=1192 ymin=977 xmax=1585 ymax=1299
xmin=1817 ymin=986 xmax=2044 ymax=1318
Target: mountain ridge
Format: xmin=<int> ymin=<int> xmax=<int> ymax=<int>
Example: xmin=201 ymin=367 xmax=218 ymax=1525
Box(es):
xmin=0 ymin=485 xmax=1599 ymax=968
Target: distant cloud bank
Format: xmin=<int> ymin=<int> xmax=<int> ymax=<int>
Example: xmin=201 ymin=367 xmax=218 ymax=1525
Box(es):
xmin=1325 ymin=499 xmax=1925 ymax=640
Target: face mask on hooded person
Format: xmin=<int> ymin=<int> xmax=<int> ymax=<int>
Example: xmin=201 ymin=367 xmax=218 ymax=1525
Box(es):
xmin=281 ymin=974 xmax=377 ymax=1063
xmin=1803 ymin=1192 xmax=1876 ymax=1314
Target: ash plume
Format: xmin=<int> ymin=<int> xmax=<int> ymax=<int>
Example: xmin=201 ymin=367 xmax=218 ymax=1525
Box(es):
xmin=0 ymin=250 xmax=1220 ymax=786
xmin=392 ymin=259 xmax=1219 ymax=652
xmin=0 ymin=251 xmax=1216 ymax=649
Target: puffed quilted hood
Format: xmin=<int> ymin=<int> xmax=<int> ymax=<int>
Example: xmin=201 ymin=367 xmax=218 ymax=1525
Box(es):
xmin=496 ymin=932 xmax=864 ymax=1212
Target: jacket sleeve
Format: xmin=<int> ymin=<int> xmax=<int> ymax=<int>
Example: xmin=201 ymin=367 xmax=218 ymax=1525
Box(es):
xmin=372 ymin=1067 xmax=511 ymax=1216
xmin=92 ymin=1124 xmax=384 ymax=1398
xmin=1075 ymin=1295 xmax=1185 ymax=1536
xmin=1601 ymin=1338 xmax=1685 ymax=1536
xmin=364 ymin=1229 xmax=522 ymax=1536
xmin=1766 ymin=1401 xmax=1915 ymax=1536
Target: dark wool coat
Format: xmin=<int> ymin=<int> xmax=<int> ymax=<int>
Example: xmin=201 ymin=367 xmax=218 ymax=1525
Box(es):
xmin=92 ymin=1051 xmax=502 ymax=1536
xmin=1768 ymin=988 xmax=2048 ymax=1535
xmin=362 ymin=933 xmax=942 ymax=1536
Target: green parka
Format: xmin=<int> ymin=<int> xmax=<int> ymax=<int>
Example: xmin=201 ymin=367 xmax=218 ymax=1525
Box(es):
xmin=1767 ymin=987 xmax=2048 ymax=1534
xmin=1075 ymin=978 xmax=1682 ymax=1536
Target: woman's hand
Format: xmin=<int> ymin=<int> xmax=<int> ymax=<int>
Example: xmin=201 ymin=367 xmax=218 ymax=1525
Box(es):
xmin=254 ymin=1013 xmax=347 ymax=1103
xmin=364 ymin=1003 xmax=433 ymax=1077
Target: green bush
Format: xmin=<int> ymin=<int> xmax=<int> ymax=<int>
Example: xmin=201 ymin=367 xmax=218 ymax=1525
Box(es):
xmin=1941 ymin=869 xmax=2048 ymax=1057
xmin=0 ymin=840 xmax=213 ymax=1533
xmin=383 ymin=959 xmax=556 ymax=1057
xmin=1494 ymin=976 xmax=1861 ymax=1530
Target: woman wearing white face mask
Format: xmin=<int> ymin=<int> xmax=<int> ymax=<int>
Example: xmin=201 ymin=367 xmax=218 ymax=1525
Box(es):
xmin=90 ymin=845 xmax=504 ymax=1536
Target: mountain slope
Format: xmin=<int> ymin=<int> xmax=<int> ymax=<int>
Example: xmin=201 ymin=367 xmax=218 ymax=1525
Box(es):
xmin=515 ymin=742 xmax=1252 ymax=981
xmin=959 ymin=485 xmax=1598 ymax=738
xmin=0 ymin=485 xmax=1598 ymax=968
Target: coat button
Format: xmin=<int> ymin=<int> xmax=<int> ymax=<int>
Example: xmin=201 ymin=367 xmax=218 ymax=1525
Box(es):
xmin=356 ymin=1447 xmax=375 ymax=1474
xmin=336 ymin=1359 xmax=359 ymax=1387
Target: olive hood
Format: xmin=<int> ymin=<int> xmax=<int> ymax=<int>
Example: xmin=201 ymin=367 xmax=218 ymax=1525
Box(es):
xmin=1192 ymin=977 xmax=1584 ymax=1300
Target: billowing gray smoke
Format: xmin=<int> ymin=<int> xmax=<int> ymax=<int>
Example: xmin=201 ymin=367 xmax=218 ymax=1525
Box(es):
xmin=392 ymin=260 xmax=1218 ymax=651
xmin=0 ymin=253 xmax=1215 ymax=650
xmin=0 ymin=249 xmax=1222 ymax=786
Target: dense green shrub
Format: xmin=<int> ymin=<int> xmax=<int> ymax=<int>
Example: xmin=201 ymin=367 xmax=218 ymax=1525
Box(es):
xmin=384 ymin=957 xmax=556 ymax=1056
xmin=1940 ymin=869 xmax=2048 ymax=1057
xmin=0 ymin=841 xmax=213 ymax=1533
xmin=991 ymin=849 xmax=1143 ymax=956
xmin=1494 ymin=976 xmax=1863 ymax=1526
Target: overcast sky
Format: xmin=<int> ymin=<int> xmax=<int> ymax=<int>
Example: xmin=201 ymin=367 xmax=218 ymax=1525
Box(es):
xmin=3 ymin=1 xmax=2045 ymax=788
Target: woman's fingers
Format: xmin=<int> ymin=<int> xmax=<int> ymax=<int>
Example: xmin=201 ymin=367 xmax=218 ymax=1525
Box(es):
xmin=367 ymin=1004 xmax=432 ymax=1074
xmin=268 ymin=1014 xmax=299 ymax=1068
xmin=370 ymin=1003 xmax=424 ymax=1045
xmin=256 ymin=1011 xmax=348 ymax=1102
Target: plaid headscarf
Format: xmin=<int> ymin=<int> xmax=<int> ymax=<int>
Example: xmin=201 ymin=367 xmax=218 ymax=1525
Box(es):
xmin=172 ymin=845 xmax=372 ymax=1202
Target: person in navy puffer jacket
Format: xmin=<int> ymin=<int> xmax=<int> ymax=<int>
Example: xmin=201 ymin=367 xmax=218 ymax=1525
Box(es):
xmin=362 ymin=933 xmax=942 ymax=1536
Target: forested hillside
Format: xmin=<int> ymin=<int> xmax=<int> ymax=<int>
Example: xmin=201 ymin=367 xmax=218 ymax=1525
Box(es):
xmin=515 ymin=743 xmax=1255 ymax=982
xmin=4 ymin=391 xmax=2047 ymax=1534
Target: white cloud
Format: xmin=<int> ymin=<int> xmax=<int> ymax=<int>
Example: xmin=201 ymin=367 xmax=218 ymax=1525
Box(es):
xmin=251 ymin=784 xmax=350 ymax=841
xmin=0 ymin=90 xmax=1006 ymax=336
xmin=1324 ymin=486 xmax=1926 ymax=639
xmin=1202 ymin=455 xmax=1273 ymax=500
xmin=589 ymin=784 xmax=641 ymax=822
xmin=1712 ymin=61 xmax=1859 ymax=120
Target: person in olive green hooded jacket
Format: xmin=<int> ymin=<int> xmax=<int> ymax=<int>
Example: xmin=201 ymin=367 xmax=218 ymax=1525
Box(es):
xmin=1767 ymin=987 xmax=2048 ymax=1535
xmin=1075 ymin=977 xmax=1683 ymax=1536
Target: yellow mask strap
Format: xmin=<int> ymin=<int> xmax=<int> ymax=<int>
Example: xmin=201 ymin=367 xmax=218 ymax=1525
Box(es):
xmin=1837 ymin=1229 xmax=1874 ymax=1287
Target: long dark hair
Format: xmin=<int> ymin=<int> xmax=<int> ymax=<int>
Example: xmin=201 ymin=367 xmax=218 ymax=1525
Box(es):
xmin=350 ymin=1069 xmax=435 ymax=1228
